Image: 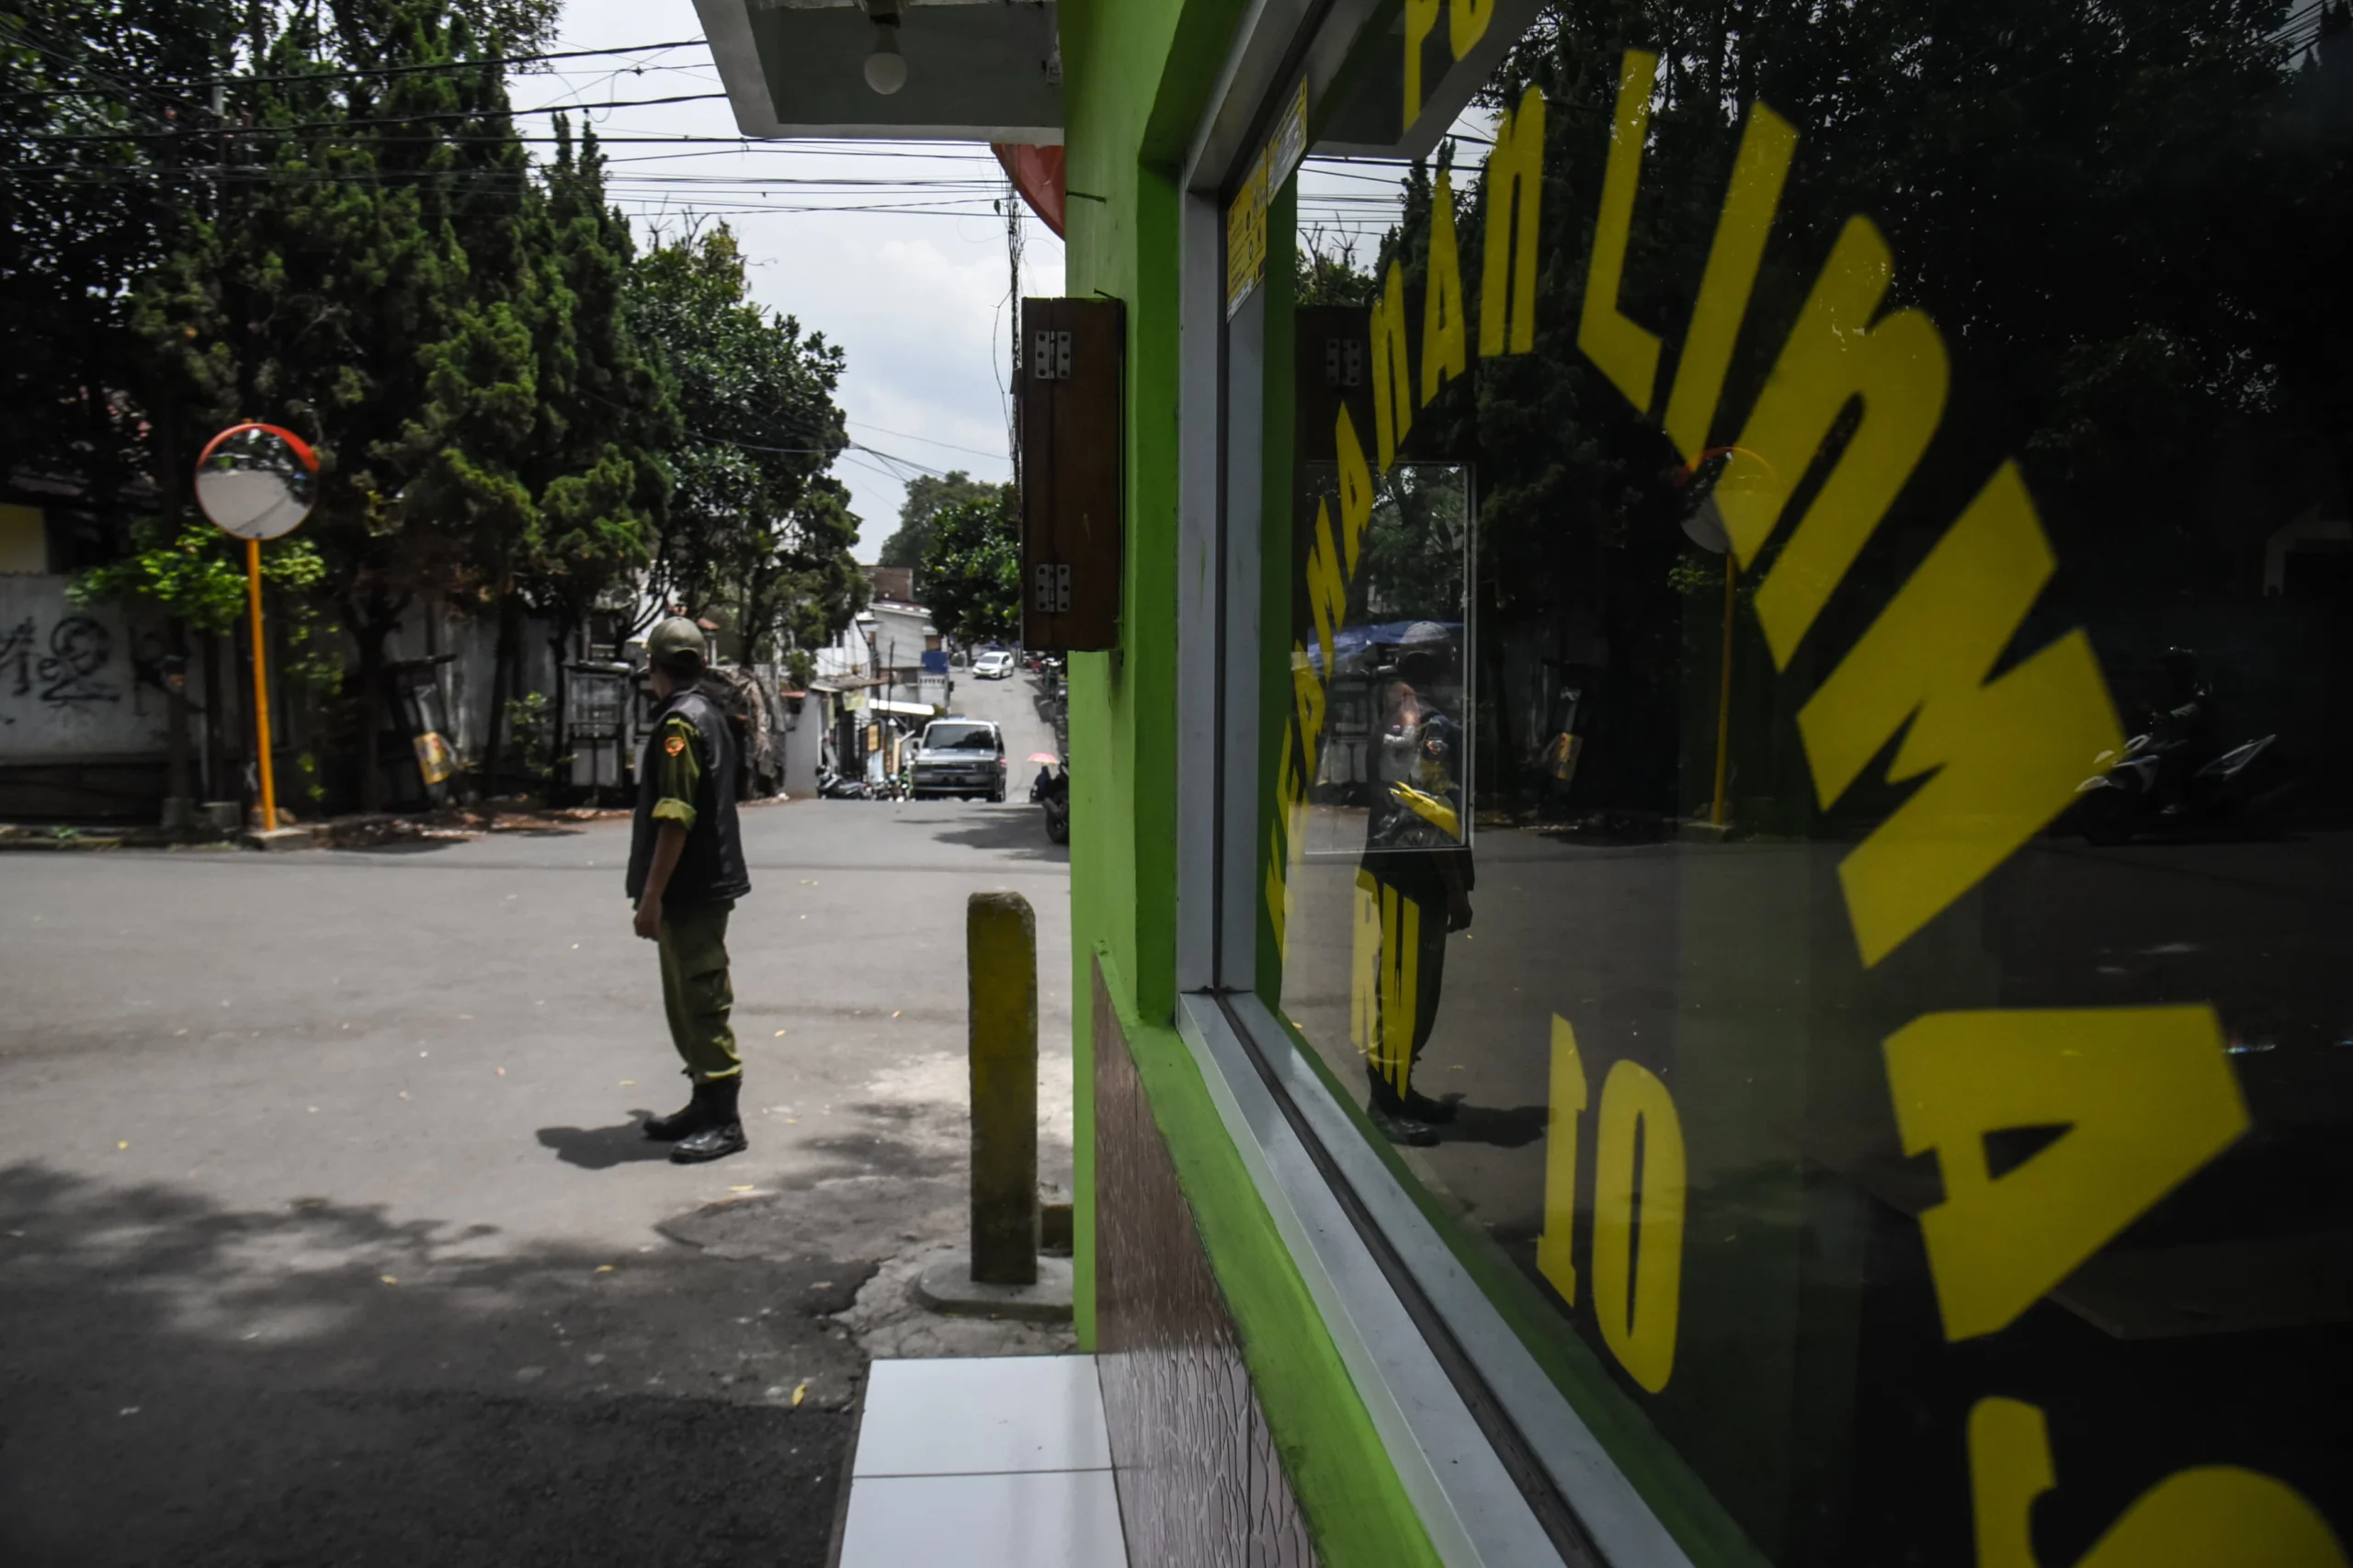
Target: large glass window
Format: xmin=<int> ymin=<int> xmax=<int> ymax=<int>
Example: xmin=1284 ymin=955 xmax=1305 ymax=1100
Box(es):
xmin=1257 ymin=6 xmax=2353 ymax=1563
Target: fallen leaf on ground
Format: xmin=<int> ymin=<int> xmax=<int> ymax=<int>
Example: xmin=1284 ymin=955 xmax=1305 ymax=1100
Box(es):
xmin=381 ymin=1276 xmax=398 ymax=1285
xmin=728 ymin=1185 xmax=756 ymax=1193
xmin=773 ymin=1028 xmax=787 ymax=1037
xmin=595 ymin=1265 xmax=614 ymax=1274
xmin=892 ymin=1010 xmax=901 ymax=1018
xmin=791 ymin=1382 xmax=808 ymax=1407
xmin=619 ymin=1080 xmax=635 ymax=1086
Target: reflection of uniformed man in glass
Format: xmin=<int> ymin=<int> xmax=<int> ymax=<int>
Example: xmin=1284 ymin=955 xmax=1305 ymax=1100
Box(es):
xmin=1353 ymin=645 xmax=1473 ymax=1146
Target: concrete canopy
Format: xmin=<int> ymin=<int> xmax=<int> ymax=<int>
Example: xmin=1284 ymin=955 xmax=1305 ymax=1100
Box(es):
xmin=694 ymin=0 xmax=1063 ymax=142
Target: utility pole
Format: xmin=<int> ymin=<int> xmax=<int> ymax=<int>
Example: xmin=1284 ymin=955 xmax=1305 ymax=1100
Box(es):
xmin=1003 ymin=186 xmax=1024 ymax=495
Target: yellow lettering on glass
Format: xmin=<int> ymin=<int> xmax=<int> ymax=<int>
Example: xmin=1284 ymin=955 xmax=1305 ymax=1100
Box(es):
xmin=1716 ymin=215 xmax=1949 ymax=665
xmin=1663 ymin=102 xmax=1798 ymax=462
xmin=1370 ymin=262 xmax=1415 ymax=471
xmin=1969 ymin=1397 xmax=2347 ymax=1568
xmin=1591 ymin=1059 xmax=1686 ymax=1393
xmin=1535 ymin=1015 xmax=1588 ymax=1305
xmin=1579 ymin=50 xmax=1665 ymax=414
xmin=1304 ymin=500 xmax=1347 ymax=676
xmin=1336 ymin=403 xmax=1375 ymax=559
xmin=1290 ymin=641 xmax=1327 ymax=764
xmin=1351 ymin=877 xmax=1421 ymax=1086
xmin=1349 ymin=871 xmax=1381 ymax=1053
xmin=1448 ymin=0 xmax=1493 ymax=59
xmin=1266 ymin=831 xmax=1291 ymax=954
xmin=1402 ymin=0 xmax=1441 ymax=130
xmin=1477 ymin=86 xmax=1545 ymax=358
xmin=1421 ymin=168 xmax=1468 ymax=406
xmin=1802 ymin=463 xmax=2122 ymax=965
xmin=1267 ymin=733 xmax=1302 ymax=954
xmin=1884 ymin=1005 xmax=2248 ymax=1342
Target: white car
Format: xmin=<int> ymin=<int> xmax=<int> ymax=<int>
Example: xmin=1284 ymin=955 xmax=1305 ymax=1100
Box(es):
xmin=909 ymin=719 xmax=1007 ymax=801
xmin=972 ymin=650 xmax=1016 ymax=679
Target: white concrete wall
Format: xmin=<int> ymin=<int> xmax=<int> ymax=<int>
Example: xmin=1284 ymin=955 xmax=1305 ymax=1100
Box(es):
xmin=0 ymin=575 xmax=169 ymax=761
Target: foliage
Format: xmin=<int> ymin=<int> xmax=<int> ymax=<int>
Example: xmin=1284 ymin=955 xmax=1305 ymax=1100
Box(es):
xmin=1296 ymin=228 xmax=1381 ymax=307
xmin=877 ymin=470 xmax=1008 ymax=577
xmin=1358 ymin=0 xmax=2353 ymax=812
xmin=503 ymin=689 xmax=571 ymax=780
xmin=71 ymin=516 xmax=324 ymax=636
xmin=630 ymin=224 xmax=865 ymax=664
xmin=6 ymin=0 xmax=862 ymax=812
xmin=0 ymin=0 xmax=235 ymax=515
xmin=917 ymin=493 xmax=1022 ymax=643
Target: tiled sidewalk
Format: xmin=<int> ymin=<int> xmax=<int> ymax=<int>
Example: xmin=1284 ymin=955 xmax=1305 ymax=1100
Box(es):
xmin=836 ymin=1356 xmax=1127 ymax=1567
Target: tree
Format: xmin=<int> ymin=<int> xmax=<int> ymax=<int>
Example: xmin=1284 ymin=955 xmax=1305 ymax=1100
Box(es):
xmin=631 ymin=222 xmax=861 ymax=665
xmin=917 ymin=493 xmax=1021 ymax=644
xmin=512 ymin=119 xmax=675 ymax=791
xmin=877 ymin=470 xmax=1006 ymax=579
xmin=1354 ymin=0 xmax=2353 ymax=821
xmin=112 ymin=0 xmax=691 ymax=807
xmin=1 ymin=0 xmax=234 ymax=519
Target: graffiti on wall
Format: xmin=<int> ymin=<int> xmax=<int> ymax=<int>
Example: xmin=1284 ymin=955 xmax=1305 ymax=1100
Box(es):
xmin=0 ymin=577 xmax=168 ymax=758
xmin=0 ymin=613 xmax=120 ymax=706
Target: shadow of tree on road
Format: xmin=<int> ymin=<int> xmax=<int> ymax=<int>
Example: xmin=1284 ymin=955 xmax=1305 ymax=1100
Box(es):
xmin=0 ymin=1161 xmax=860 ymax=1568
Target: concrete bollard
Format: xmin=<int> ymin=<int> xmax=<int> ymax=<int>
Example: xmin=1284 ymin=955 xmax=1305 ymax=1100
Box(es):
xmin=967 ymin=891 xmax=1039 ymax=1286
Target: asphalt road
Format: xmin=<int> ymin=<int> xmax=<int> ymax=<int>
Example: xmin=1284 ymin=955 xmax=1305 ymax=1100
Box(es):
xmin=0 ymin=672 xmax=1072 ymax=1567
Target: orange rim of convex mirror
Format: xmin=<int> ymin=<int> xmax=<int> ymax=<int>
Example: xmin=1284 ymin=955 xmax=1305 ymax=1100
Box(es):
xmin=193 ymin=421 xmax=320 ymax=541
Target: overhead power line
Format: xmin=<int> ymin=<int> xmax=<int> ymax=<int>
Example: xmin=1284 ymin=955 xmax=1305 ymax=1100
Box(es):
xmin=20 ymin=89 xmax=734 ymax=142
xmin=211 ymin=38 xmax=710 ymax=87
xmin=0 ymin=36 xmax=712 ymax=100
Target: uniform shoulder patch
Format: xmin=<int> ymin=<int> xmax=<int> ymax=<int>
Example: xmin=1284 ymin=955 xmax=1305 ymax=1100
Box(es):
xmin=664 ymin=733 xmax=688 ymax=756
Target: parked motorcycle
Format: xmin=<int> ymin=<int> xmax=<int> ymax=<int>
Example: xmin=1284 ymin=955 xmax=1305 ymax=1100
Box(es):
xmin=1034 ymin=756 xmax=1070 ymax=844
xmin=2074 ymin=727 xmax=2290 ymax=846
xmin=818 ymin=767 xmax=871 ymax=801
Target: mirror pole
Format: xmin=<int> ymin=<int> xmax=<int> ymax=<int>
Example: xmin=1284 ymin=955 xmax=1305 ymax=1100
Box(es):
xmin=246 ymin=537 xmax=279 ymax=831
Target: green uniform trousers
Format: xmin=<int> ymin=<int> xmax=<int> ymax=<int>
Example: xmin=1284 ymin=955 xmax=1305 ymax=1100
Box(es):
xmin=656 ymin=901 xmax=741 ymax=1082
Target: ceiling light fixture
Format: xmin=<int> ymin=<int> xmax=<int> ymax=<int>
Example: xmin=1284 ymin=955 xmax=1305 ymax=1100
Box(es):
xmin=863 ymin=11 xmax=906 ymax=96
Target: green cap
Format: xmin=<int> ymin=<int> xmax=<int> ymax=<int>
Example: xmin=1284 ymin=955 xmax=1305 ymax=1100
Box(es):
xmin=646 ymin=616 xmax=708 ymax=674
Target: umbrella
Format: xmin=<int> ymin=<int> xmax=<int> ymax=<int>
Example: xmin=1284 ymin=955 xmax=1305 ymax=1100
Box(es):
xmin=1028 ymin=752 xmax=1061 ymax=765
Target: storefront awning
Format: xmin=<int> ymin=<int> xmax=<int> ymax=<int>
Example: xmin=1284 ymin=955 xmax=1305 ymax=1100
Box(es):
xmin=693 ymin=0 xmax=1062 ymax=142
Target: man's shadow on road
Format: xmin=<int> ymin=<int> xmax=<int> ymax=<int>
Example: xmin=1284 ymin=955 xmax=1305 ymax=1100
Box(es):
xmin=535 ymin=1120 xmax=675 ymax=1169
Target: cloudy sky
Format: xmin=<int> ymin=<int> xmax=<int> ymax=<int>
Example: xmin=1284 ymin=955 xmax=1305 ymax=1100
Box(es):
xmin=511 ymin=0 xmax=1066 ymax=563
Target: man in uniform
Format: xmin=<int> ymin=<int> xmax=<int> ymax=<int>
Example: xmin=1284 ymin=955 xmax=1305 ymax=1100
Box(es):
xmin=628 ymin=618 xmax=753 ymax=1164
xmin=1355 ymin=642 xmax=1474 ymax=1146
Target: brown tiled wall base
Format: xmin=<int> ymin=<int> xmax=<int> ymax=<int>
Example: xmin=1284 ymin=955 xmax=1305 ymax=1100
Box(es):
xmin=1093 ymin=958 xmax=1318 ymax=1567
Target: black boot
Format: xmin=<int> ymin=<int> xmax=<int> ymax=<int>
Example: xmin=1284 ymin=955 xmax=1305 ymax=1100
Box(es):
xmin=1366 ymin=1066 xmax=1439 ymax=1147
xmin=671 ymin=1077 xmax=747 ymax=1164
xmin=1398 ymin=1084 xmax=1458 ymax=1124
xmin=642 ymin=1080 xmax=713 ymax=1142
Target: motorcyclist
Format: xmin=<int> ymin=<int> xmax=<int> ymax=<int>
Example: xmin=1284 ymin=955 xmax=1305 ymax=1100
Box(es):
xmin=2153 ymin=646 xmax=2217 ymax=815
